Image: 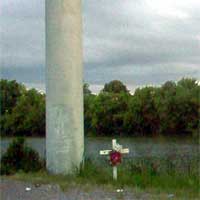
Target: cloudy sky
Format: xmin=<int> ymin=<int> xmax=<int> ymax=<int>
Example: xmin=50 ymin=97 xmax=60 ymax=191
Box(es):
xmin=1 ymin=0 xmax=200 ymax=93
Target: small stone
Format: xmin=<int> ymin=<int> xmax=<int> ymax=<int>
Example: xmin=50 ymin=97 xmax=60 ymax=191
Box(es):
xmin=46 ymin=184 xmax=52 ymax=191
xmin=168 ymin=194 xmax=174 ymax=198
xmin=34 ymin=183 xmax=41 ymax=188
xmin=25 ymin=187 xmax=31 ymax=191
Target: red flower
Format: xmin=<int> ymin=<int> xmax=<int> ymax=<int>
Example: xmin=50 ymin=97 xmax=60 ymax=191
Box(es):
xmin=109 ymin=151 xmax=122 ymax=166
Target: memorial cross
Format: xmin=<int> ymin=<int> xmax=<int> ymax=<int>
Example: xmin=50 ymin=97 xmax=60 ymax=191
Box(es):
xmin=99 ymin=139 xmax=129 ymax=180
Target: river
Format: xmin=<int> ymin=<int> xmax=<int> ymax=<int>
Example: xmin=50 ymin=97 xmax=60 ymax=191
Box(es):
xmin=1 ymin=137 xmax=198 ymax=161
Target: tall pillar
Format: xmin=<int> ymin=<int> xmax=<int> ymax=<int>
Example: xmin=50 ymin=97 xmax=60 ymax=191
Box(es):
xmin=45 ymin=0 xmax=84 ymax=174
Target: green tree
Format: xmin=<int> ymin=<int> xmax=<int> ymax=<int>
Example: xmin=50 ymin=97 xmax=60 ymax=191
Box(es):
xmin=83 ymin=83 xmax=92 ymax=95
xmin=0 ymin=79 xmax=26 ymax=115
xmin=177 ymin=78 xmax=198 ymax=90
xmin=155 ymin=78 xmax=200 ymax=136
xmin=175 ymin=78 xmax=200 ymax=135
xmin=1 ymin=138 xmax=43 ymax=174
xmin=2 ymin=89 xmax=45 ymax=136
xmin=90 ymin=92 xmax=130 ymax=136
xmin=102 ymin=80 xmax=129 ymax=94
xmin=84 ymin=93 xmax=95 ymax=135
xmin=126 ymin=87 xmax=160 ymax=136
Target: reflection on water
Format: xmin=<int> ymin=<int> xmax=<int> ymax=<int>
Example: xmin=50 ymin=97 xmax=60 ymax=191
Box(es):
xmin=1 ymin=137 xmax=198 ymax=161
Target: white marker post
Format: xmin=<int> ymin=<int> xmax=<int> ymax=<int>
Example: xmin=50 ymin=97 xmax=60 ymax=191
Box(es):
xmin=113 ymin=166 xmax=117 ymax=180
xmin=100 ymin=139 xmax=129 ymax=180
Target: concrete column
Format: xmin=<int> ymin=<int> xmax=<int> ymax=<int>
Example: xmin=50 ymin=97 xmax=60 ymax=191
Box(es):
xmin=45 ymin=0 xmax=84 ymax=174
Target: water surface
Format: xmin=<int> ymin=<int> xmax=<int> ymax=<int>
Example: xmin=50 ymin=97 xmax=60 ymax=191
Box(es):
xmin=1 ymin=137 xmax=198 ymax=161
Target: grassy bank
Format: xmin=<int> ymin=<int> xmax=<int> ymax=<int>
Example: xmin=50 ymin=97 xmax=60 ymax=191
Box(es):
xmin=1 ymin=138 xmax=199 ymax=198
xmin=3 ymin=158 xmax=199 ymax=199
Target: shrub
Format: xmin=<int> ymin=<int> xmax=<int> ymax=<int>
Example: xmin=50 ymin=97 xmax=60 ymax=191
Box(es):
xmin=0 ymin=137 xmax=44 ymax=175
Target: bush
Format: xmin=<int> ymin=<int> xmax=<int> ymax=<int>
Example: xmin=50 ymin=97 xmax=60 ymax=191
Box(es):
xmin=0 ymin=137 xmax=44 ymax=175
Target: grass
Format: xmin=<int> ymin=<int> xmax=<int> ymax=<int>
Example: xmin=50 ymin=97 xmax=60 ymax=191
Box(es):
xmin=2 ymin=158 xmax=199 ymax=199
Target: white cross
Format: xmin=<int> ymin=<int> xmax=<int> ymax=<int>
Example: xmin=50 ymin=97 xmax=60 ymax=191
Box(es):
xmin=99 ymin=139 xmax=129 ymax=180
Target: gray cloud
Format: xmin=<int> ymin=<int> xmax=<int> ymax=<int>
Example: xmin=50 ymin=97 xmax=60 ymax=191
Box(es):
xmin=83 ymin=0 xmax=200 ymax=90
xmin=0 ymin=0 xmax=200 ymax=93
xmin=0 ymin=0 xmax=45 ymax=89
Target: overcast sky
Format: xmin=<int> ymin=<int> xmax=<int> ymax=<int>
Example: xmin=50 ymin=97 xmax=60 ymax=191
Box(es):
xmin=1 ymin=0 xmax=200 ymax=93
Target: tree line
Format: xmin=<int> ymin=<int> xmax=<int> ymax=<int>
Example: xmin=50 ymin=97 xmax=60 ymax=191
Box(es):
xmin=1 ymin=78 xmax=199 ymax=137
xmin=0 ymin=80 xmax=45 ymax=136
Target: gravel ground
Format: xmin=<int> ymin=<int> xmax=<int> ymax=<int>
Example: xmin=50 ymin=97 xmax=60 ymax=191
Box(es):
xmin=0 ymin=179 xmax=154 ymax=200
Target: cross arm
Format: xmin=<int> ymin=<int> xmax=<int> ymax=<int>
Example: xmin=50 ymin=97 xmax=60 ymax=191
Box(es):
xmin=119 ymin=148 xmax=129 ymax=154
xmin=100 ymin=148 xmax=129 ymax=155
xmin=99 ymin=150 xmax=112 ymax=155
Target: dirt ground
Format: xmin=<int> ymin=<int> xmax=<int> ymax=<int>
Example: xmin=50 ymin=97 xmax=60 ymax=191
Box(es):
xmin=0 ymin=178 xmax=186 ymax=200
